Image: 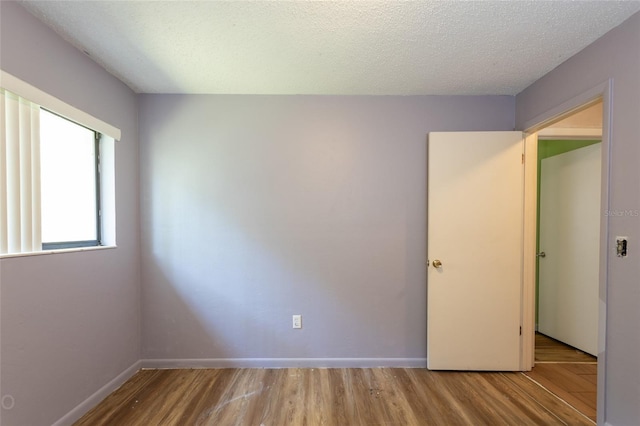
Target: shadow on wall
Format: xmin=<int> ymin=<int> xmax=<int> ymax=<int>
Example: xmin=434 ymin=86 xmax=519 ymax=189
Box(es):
xmin=139 ymin=95 xmax=422 ymax=362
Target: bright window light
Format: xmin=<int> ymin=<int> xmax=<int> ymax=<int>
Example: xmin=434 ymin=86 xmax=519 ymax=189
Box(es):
xmin=40 ymin=109 xmax=98 ymax=245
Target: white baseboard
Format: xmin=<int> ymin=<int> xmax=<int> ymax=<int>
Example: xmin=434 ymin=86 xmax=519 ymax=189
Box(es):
xmin=141 ymin=357 xmax=428 ymax=369
xmin=52 ymin=360 xmax=141 ymax=426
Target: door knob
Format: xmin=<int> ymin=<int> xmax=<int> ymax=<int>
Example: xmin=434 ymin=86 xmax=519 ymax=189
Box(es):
xmin=537 ymin=252 xmax=546 ymax=258
xmin=432 ymin=259 xmax=442 ymax=268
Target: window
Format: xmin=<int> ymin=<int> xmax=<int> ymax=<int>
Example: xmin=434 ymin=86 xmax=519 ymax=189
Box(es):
xmin=1 ymin=70 xmax=119 ymax=256
xmin=40 ymin=110 xmax=101 ymax=249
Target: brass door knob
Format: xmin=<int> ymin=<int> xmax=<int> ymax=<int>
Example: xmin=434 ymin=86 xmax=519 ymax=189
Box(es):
xmin=432 ymin=259 xmax=442 ymax=268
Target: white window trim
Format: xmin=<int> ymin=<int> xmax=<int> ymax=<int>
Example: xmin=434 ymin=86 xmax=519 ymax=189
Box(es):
xmin=0 ymin=70 xmax=121 ymax=141
xmin=0 ymin=244 xmax=116 ymax=259
xmin=1 ymin=70 xmax=119 ymax=258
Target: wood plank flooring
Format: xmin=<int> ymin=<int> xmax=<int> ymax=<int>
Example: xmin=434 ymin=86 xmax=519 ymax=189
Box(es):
xmin=533 ymin=333 xmax=597 ymax=363
xmin=525 ymin=333 xmax=597 ymax=422
xmin=75 ymin=368 xmax=593 ymax=426
xmin=525 ymin=363 xmax=597 ymax=422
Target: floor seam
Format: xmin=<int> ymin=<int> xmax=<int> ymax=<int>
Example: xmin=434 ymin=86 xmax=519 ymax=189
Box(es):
xmin=519 ymin=372 xmax=596 ymax=425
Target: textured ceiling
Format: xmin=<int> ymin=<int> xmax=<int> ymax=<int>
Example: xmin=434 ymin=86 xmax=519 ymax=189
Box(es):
xmin=18 ymin=1 xmax=640 ymax=95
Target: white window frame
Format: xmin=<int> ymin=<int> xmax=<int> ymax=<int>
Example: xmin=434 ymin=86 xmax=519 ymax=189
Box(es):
xmin=1 ymin=70 xmax=119 ymax=257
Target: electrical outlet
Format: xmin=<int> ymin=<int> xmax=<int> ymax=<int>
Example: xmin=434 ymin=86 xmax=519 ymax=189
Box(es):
xmin=616 ymin=236 xmax=628 ymax=257
xmin=292 ymin=314 xmax=302 ymax=329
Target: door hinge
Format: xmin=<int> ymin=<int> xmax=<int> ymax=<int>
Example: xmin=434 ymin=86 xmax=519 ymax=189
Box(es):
xmin=522 ymin=154 xmax=525 ymax=164
xmin=519 ymin=326 xmax=522 ymax=335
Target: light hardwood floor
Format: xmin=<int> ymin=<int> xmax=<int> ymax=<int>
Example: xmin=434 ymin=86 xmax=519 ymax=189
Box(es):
xmin=75 ymin=367 xmax=593 ymax=425
xmin=533 ymin=333 xmax=597 ymax=363
xmin=525 ymin=333 xmax=597 ymax=422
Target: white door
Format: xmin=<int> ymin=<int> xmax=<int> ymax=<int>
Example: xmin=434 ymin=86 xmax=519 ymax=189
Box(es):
xmin=427 ymin=132 xmax=523 ymax=371
xmin=538 ymin=143 xmax=600 ymax=356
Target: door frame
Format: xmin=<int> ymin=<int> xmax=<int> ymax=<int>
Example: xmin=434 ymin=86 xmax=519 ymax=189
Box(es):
xmin=521 ymin=80 xmax=612 ymax=424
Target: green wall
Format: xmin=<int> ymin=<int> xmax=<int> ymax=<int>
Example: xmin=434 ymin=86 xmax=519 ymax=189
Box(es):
xmin=535 ymin=139 xmax=601 ymax=325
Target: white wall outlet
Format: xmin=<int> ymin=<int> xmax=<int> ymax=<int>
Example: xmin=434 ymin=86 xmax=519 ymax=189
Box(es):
xmin=292 ymin=314 xmax=302 ymax=329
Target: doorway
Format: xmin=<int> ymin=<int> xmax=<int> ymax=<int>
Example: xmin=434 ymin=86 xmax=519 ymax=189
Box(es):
xmin=426 ymin=85 xmax=611 ymax=420
xmin=525 ymin=100 xmax=603 ymax=422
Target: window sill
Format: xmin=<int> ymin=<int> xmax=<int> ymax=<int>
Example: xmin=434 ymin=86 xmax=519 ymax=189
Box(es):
xmin=0 ymin=245 xmax=117 ymax=259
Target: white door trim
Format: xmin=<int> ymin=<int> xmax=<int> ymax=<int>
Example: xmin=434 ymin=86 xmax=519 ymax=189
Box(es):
xmin=521 ymin=79 xmax=611 ymax=425
xmin=521 ymin=133 xmax=537 ymax=371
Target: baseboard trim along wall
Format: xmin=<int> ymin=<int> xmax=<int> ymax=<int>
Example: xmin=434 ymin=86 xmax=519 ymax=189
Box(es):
xmin=141 ymin=358 xmax=428 ymax=369
xmin=52 ymin=360 xmax=142 ymax=426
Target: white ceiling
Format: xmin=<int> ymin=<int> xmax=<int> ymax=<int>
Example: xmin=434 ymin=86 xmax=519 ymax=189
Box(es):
xmin=18 ymin=1 xmax=640 ymax=95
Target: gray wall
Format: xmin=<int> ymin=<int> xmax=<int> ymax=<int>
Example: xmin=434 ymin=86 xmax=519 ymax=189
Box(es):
xmin=0 ymin=2 xmax=140 ymax=426
xmin=516 ymin=12 xmax=640 ymax=426
xmin=139 ymin=94 xmax=514 ymax=363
